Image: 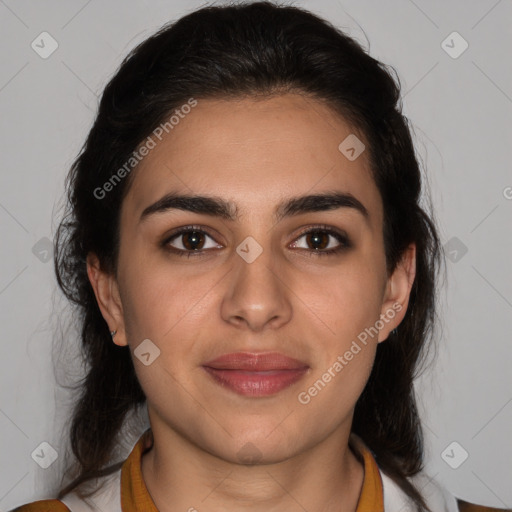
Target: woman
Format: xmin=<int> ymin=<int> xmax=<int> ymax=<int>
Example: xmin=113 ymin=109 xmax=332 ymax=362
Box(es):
xmin=11 ymin=2 xmax=508 ymax=511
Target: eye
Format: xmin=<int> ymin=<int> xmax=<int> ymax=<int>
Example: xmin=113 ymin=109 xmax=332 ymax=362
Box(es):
xmin=161 ymin=224 xmax=351 ymax=258
xmin=290 ymin=225 xmax=351 ymax=256
xmin=162 ymin=226 xmax=222 ymax=257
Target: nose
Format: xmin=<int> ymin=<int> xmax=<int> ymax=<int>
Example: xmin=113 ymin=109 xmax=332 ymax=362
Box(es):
xmin=220 ymin=243 xmax=293 ymax=332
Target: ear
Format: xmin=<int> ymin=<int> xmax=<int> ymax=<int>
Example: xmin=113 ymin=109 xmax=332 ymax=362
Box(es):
xmin=377 ymin=243 xmax=416 ymax=343
xmin=86 ymin=252 xmax=127 ymax=347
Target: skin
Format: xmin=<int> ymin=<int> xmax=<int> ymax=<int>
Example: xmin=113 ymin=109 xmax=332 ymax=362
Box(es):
xmin=87 ymin=93 xmax=416 ymax=512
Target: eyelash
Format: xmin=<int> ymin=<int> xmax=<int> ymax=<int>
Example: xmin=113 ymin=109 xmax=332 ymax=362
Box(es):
xmin=161 ymin=224 xmax=352 ymax=258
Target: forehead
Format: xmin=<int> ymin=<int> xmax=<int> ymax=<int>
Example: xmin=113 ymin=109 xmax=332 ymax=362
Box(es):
xmin=122 ymin=94 xmax=382 ymax=225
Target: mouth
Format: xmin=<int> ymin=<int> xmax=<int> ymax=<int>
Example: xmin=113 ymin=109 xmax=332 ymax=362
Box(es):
xmin=202 ymin=352 xmax=310 ymax=397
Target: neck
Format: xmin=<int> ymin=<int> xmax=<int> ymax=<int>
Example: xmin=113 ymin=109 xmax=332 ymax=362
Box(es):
xmin=141 ymin=414 xmax=364 ymax=512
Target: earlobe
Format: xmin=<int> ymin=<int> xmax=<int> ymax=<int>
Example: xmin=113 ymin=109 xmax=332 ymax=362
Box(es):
xmin=86 ymin=252 xmax=127 ymax=347
xmin=377 ymin=243 xmax=416 ymax=343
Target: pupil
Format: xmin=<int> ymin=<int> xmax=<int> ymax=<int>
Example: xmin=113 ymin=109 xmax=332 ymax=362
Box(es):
xmin=183 ymin=231 xmax=204 ymax=250
xmin=307 ymin=232 xmax=328 ymax=250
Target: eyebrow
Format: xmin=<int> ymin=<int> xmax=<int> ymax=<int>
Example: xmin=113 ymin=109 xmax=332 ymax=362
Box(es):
xmin=139 ymin=191 xmax=369 ymax=224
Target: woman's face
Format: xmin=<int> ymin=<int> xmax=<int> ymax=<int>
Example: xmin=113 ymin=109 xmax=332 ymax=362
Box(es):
xmin=89 ymin=93 xmax=414 ymax=464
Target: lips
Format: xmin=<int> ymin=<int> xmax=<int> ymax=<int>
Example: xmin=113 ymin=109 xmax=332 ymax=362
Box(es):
xmin=203 ymin=352 xmax=308 ymax=371
xmin=202 ymin=352 xmax=309 ymax=397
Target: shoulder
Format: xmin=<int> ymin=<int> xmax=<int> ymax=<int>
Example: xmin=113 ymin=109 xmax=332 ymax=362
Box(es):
xmin=9 ymin=499 xmax=70 ymax=512
xmin=380 ymin=469 xmax=458 ymax=511
xmin=410 ymin=472 xmax=512 ymax=512
xmin=381 ymin=469 xmax=511 ymax=512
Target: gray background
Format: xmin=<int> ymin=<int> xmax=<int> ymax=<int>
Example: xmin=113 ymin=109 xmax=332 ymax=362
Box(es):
xmin=1 ymin=0 xmax=511 ymax=510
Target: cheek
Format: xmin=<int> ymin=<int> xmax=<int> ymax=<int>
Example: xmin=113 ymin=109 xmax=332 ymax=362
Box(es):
xmin=295 ymin=342 xmax=376 ymax=444
xmin=120 ymin=269 xmax=204 ymax=408
xmin=118 ymin=260 xmax=219 ymax=402
xmin=296 ymin=270 xmax=382 ymax=417
xmin=301 ymin=265 xmax=385 ymax=343
xmin=293 ymin=266 xmax=383 ymax=408
xmin=119 ymin=256 xmax=208 ymax=340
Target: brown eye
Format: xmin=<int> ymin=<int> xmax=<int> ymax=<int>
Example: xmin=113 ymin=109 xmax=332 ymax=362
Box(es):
xmin=290 ymin=226 xmax=352 ymax=256
xmin=305 ymin=232 xmax=329 ymax=250
xmin=162 ymin=226 xmax=222 ymax=257
xmin=181 ymin=231 xmax=206 ymax=251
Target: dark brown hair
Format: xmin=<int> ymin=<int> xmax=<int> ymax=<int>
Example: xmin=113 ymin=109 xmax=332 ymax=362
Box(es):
xmin=53 ymin=2 xmax=444 ymax=510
